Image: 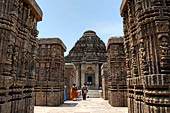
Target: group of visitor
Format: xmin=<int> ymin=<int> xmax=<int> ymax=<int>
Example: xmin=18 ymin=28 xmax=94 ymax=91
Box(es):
xmin=70 ymin=83 xmax=88 ymax=101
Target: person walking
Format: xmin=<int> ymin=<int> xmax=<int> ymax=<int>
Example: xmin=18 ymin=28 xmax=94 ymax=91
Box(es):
xmin=70 ymin=83 xmax=78 ymax=101
xmin=82 ymin=83 xmax=88 ymax=100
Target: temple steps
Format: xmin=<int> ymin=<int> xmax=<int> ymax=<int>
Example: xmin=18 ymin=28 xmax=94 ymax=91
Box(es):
xmin=86 ymin=90 xmax=102 ymax=98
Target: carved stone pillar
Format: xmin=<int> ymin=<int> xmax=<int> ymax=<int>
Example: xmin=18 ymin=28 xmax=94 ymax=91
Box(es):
xmin=121 ymin=0 xmax=170 ymax=112
xmin=64 ymin=63 xmax=76 ymax=100
xmin=101 ymin=63 xmax=109 ymax=100
xmin=107 ymin=37 xmax=127 ymax=107
xmin=75 ymin=64 xmax=80 ymax=89
xmin=95 ymin=64 xmax=100 ymax=89
xmin=0 ymin=0 xmax=42 ymax=113
xmin=35 ymin=38 xmax=66 ymax=106
xmin=81 ymin=64 xmax=86 ymax=88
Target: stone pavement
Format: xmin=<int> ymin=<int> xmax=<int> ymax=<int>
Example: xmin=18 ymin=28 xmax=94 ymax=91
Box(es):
xmin=34 ymin=98 xmax=128 ymax=113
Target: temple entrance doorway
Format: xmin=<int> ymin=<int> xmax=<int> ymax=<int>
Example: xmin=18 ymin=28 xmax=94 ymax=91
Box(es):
xmin=83 ymin=66 xmax=98 ymax=89
xmin=85 ymin=74 xmax=95 ymax=86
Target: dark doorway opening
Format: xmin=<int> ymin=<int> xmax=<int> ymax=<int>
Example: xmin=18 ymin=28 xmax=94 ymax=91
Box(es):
xmin=87 ymin=76 xmax=92 ymax=85
xmin=85 ymin=74 xmax=95 ymax=86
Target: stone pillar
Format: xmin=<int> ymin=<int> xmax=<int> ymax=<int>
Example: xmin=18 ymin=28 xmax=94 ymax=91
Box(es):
xmin=107 ymin=37 xmax=127 ymax=107
xmin=121 ymin=0 xmax=170 ymax=112
xmin=64 ymin=63 xmax=76 ymax=100
xmin=81 ymin=64 xmax=85 ymax=88
xmin=95 ymin=64 xmax=100 ymax=89
xmin=0 ymin=0 xmax=42 ymax=113
xmin=75 ymin=64 xmax=80 ymax=89
xmin=35 ymin=38 xmax=66 ymax=106
xmin=101 ymin=63 xmax=109 ymax=100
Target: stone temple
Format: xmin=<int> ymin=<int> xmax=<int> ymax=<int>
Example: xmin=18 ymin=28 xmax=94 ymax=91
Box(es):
xmin=1 ymin=0 xmax=170 ymax=113
xmin=65 ymin=30 xmax=107 ymax=89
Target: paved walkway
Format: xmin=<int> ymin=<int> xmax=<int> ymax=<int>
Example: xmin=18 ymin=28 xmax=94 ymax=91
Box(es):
xmin=34 ymin=98 xmax=128 ymax=113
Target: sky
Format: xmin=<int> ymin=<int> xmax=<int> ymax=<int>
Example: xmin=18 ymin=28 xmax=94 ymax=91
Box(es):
xmin=36 ymin=0 xmax=124 ymax=56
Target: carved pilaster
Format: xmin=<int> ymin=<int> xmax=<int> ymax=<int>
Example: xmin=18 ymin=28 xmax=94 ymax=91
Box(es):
xmin=0 ymin=0 xmax=42 ymax=112
xmin=121 ymin=0 xmax=170 ymax=112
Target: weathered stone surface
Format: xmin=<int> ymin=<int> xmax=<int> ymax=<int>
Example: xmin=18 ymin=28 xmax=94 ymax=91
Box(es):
xmin=107 ymin=37 xmax=127 ymax=107
xmin=64 ymin=63 xmax=76 ymax=100
xmin=65 ymin=30 xmax=107 ymax=90
xmin=101 ymin=63 xmax=109 ymax=100
xmin=0 ymin=0 xmax=42 ymax=113
xmin=35 ymin=38 xmax=66 ymax=106
xmin=24 ymin=0 xmax=43 ymax=21
xmin=121 ymin=0 xmax=170 ymax=112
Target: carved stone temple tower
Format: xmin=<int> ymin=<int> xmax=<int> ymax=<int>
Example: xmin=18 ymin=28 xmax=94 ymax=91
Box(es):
xmin=65 ymin=30 xmax=107 ymax=90
xmin=121 ymin=0 xmax=170 ymax=112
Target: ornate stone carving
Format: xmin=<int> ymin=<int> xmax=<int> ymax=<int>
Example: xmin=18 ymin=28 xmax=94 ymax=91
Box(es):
xmin=65 ymin=30 xmax=107 ymax=90
xmin=107 ymin=37 xmax=127 ymax=107
xmin=35 ymin=38 xmax=66 ymax=106
xmin=0 ymin=0 xmax=42 ymax=113
xmin=121 ymin=0 xmax=170 ymax=112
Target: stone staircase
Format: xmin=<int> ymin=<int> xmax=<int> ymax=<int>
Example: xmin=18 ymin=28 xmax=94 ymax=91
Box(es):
xmin=87 ymin=90 xmax=102 ymax=98
xmin=78 ymin=90 xmax=102 ymax=98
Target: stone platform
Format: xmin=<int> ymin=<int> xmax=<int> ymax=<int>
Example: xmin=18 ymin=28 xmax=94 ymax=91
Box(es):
xmin=34 ymin=98 xmax=128 ymax=113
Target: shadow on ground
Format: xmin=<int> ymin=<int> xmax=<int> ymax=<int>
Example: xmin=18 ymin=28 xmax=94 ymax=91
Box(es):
xmin=59 ymin=98 xmax=83 ymax=107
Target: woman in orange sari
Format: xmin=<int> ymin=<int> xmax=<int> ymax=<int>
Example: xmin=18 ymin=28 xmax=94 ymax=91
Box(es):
xmin=70 ymin=83 xmax=78 ymax=101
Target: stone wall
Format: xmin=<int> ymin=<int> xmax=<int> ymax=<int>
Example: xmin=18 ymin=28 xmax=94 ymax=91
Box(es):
xmin=121 ymin=0 xmax=170 ymax=112
xmin=101 ymin=63 xmax=109 ymax=100
xmin=35 ymin=38 xmax=66 ymax=106
xmin=107 ymin=37 xmax=127 ymax=107
xmin=0 ymin=0 xmax=42 ymax=113
xmin=64 ymin=63 xmax=76 ymax=100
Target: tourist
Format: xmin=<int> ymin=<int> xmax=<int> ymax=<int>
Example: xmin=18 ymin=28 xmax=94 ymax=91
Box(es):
xmin=70 ymin=83 xmax=78 ymax=101
xmin=82 ymin=83 xmax=88 ymax=100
